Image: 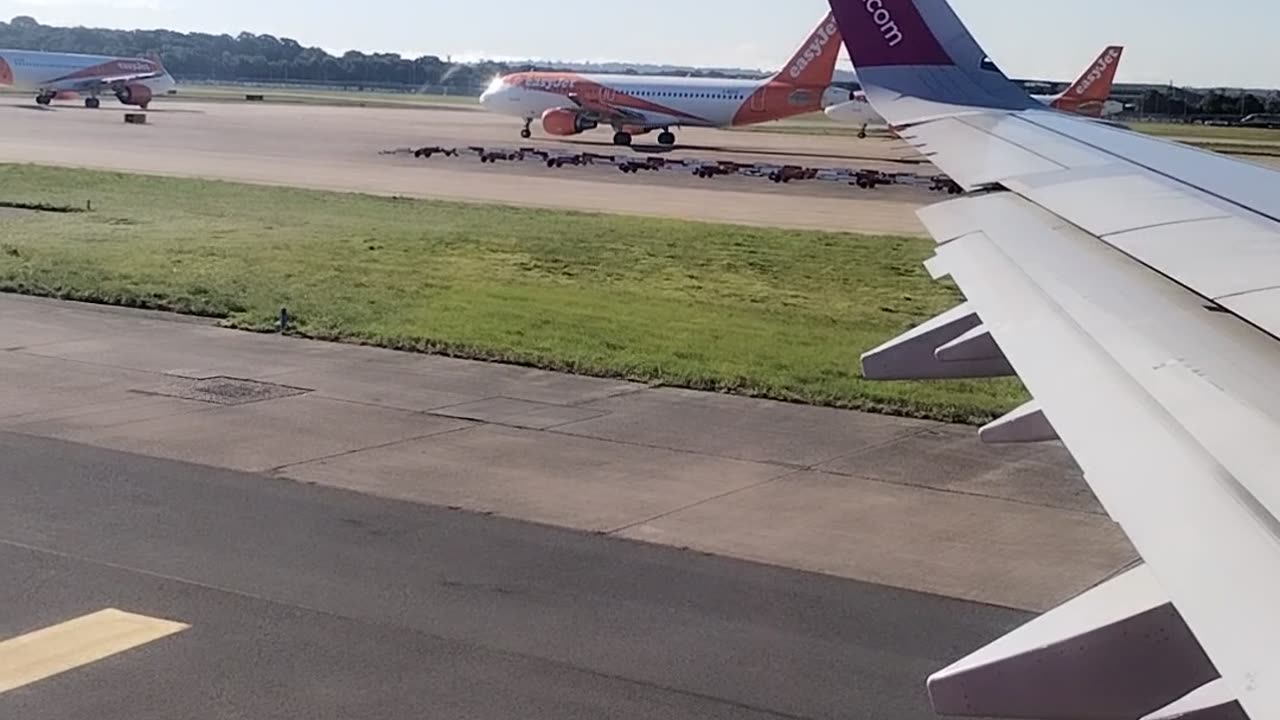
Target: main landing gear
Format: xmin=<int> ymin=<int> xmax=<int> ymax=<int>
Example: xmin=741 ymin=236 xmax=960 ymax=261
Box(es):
xmin=858 ymin=123 xmax=868 ymax=140
xmin=84 ymin=96 xmax=101 ymax=109
xmin=35 ymin=94 xmax=52 ymax=106
xmin=657 ymin=131 xmax=676 ymax=146
xmin=520 ymin=118 xmax=532 ymax=140
xmin=612 ymin=131 xmax=633 ymax=147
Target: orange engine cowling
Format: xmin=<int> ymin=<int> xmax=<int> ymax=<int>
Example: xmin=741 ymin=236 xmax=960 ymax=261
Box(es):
xmin=116 ymin=83 xmax=153 ymax=108
xmin=541 ymin=108 xmax=597 ymax=137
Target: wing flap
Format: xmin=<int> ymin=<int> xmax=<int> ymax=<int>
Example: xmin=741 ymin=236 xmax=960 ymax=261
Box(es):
xmin=929 ymin=566 xmax=1216 ymax=720
xmin=1108 ymin=217 xmax=1280 ymax=302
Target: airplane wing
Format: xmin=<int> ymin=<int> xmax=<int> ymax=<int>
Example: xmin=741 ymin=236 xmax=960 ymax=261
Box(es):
xmin=566 ymin=93 xmax=657 ymax=126
xmin=830 ymin=1 xmax=1280 ymax=718
xmin=47 ymin=71 xmax=163 ymax=93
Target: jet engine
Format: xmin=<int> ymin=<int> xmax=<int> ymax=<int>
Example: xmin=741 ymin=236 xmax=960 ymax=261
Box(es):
xmin=541 ymin=108 xmax=597 ymax=136
xmin=116 ymin=83 xmax=153 ymax=109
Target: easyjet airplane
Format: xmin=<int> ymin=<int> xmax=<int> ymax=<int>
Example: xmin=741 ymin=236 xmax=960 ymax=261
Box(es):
xmin=479 ymin=12 xmax=851 ymax=146
xmin=826 ymin=46 xmax=1126 ymax=136
xmin=0 ymin=49 xmax=177 ymax=109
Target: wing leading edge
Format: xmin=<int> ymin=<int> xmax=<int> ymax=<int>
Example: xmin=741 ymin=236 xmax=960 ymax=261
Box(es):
xmin=828 ymin=0 xmax=1280 ymax=718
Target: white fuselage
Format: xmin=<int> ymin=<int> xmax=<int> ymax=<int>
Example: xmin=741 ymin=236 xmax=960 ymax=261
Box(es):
xmin=480 ymin=73 xmax=850 ymax=129
xmin=0 ymin=49 xmax=177 ymax=96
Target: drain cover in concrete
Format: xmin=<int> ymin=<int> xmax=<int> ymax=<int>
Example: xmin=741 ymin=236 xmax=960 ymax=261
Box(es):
xmin=145 ymin=376 xmax=310 ymax=406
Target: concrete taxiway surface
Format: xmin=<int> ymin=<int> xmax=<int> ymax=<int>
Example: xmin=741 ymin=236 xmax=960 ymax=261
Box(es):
xmin=0 ymin=98 xmax=931 ymax=234
xmin=0 ymin=431 xmax=1033 ymax=720
xmin=0 ymin=294 xmax=1136 ymax=612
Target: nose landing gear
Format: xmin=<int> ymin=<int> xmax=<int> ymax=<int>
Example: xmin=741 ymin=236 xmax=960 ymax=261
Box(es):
xmin=858 ymin=123 xmax=868 ymax=140
xmin=612 ymin=131 xmax=633 ymax=147
xmin=520 ymin=118 xmax=532 ymax=140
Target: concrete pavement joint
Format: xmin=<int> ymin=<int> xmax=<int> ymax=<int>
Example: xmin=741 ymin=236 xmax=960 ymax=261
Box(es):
xmin=266 ymin=422 xmax=479 ymax=475
xmin=604 ymin=468 xmax=809 ymax=536
xmin=817 ymin=467 xmax=1112 ymax=518
xmin=817 ymin=424 xmax=943 ymax=466
xmin=544 ymin=427 xmax=806 ymax=471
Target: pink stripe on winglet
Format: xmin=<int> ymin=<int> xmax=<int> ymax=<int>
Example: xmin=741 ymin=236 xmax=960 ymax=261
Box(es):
xmin=830 ymin=0 xmax=953 ymax=67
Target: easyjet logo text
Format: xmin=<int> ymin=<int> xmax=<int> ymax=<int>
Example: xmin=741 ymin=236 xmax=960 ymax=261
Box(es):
xmin=863 ymin=0 xmax=904 ymax=48
xmin=517 ymin=76 xmax=578 ymax=92
xmin=117 ymin=61 xmax=153 ymax=72
xmin=1075 ymin=48 xmax=1120 ymax=96
xmin=788 ymin=18 xmax=841 ymax=80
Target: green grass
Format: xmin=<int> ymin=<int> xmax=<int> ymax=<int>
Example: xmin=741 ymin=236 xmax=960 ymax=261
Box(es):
xmin=0 ymin=164 xmax=1026 ymax=423
xmin=1127 ymin=121 xmax=1280 ymax=143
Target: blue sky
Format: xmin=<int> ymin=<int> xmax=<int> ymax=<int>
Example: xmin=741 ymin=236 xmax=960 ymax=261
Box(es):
xmin=2 ymin=0 xmax=1276 ymax=88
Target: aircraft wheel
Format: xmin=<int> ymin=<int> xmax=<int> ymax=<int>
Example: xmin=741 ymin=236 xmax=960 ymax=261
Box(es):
xmin=520 ymin=128 xmax=532 ymax=139
xmin=35 ymin=95 xmax=51 ymax=106
xmin=612 ymin=131 xmax=632 ymax=147
xmin=85 ymin=97 xmax=101 ymax=109
xmin=657 ymin=131 xmax=676 ymax=146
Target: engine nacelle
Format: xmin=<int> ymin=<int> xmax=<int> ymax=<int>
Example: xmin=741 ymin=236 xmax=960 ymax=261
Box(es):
xmin=541 ymin=108 xmax=596 ymax=137
xmin=116 ymin=83 xmax=153 ymax=108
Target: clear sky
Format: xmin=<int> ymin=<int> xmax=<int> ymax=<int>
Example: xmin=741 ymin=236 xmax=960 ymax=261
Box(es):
xmin=1 ymin=0 xmax=1276 ymax=88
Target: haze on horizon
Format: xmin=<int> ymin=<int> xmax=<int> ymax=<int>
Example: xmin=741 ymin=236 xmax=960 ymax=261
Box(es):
xmin=2 ymin=0 xmax=1276 ymax=88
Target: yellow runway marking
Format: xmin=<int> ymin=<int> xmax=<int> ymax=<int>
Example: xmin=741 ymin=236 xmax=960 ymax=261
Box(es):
xmin=0 ymin=608 xmax=189 ymax=694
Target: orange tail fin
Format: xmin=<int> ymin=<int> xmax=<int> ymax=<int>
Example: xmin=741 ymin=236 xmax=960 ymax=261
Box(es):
xmin=1063 ymin=46 xmax=1124 ymax=103
xmin=774 ymin=12 xmax=843 ymax=87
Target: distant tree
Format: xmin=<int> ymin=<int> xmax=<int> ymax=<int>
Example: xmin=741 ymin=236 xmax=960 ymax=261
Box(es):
xmin=0 ymin=16 xmax=516 ymax=93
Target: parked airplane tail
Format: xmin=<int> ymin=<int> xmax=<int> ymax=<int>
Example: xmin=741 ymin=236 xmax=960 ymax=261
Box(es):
xmin=1051 ymin=46 xmax=1123 ymax=116
xmin=772 ymin=11 xmax=844 ymax=87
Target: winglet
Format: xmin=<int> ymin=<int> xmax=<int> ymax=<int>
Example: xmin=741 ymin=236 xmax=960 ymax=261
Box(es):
xmin=827 ymin=0 xmax=1038 ymax=125
xmin=827 ymin=0 xmax=952 ymax=68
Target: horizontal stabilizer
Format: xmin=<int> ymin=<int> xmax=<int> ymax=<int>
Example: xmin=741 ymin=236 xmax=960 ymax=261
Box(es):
xmin=979 ymin=401 xmax=1058 ymax=444
xmin=1144 ymin=682 xmax=1245 ymax=720
xmin=928 ymin=565 xmax=1219 ymax=720
xmin=861 ymin=303 xmax=1015 ymax=380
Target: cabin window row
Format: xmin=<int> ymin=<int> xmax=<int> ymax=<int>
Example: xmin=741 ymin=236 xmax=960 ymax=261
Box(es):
xmin=631 ymin=91 xmax=745 ymax=100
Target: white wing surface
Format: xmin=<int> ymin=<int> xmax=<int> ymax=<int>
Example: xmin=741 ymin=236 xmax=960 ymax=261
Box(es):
xmin=828 ymin=1 xmax=1280 ymax=718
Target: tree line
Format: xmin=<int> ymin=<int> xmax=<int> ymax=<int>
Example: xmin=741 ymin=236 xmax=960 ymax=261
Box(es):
xmin=0 ymin=15 xmax=523 ymax=92
xmin=0 ymin=16 xmax=755 ymax=94
xmin=1135 ymin=87 xmax=1280 ymax=119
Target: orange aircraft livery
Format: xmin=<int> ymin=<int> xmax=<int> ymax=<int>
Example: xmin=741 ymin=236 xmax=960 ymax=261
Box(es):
xmin=479 ymin=12 xmax=851 ymax=146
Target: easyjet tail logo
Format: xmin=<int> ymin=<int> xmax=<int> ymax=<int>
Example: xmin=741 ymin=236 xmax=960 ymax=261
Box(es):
xmin=788 ymin=17 xmax=841 ymax=80
xmin=863 ymin=0 xmax=904 ymax=47
xmin=1075 ymin=48 xmax=1121 ymax=97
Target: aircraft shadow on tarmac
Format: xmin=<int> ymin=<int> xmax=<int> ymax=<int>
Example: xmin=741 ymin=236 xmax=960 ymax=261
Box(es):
xmin=556 ymin=137 xmax=926 ymax=165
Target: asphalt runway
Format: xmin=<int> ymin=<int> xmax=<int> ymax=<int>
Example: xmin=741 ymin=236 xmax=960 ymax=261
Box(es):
xmin=0 ymin=431 xmax=1031 ymax=720
xmin=0 ymin=97 xmax=933 ymax=234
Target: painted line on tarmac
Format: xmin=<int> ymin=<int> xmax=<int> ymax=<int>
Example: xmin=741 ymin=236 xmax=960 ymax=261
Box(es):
xmin=0 ymin=608 xmax=189 ymax=694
